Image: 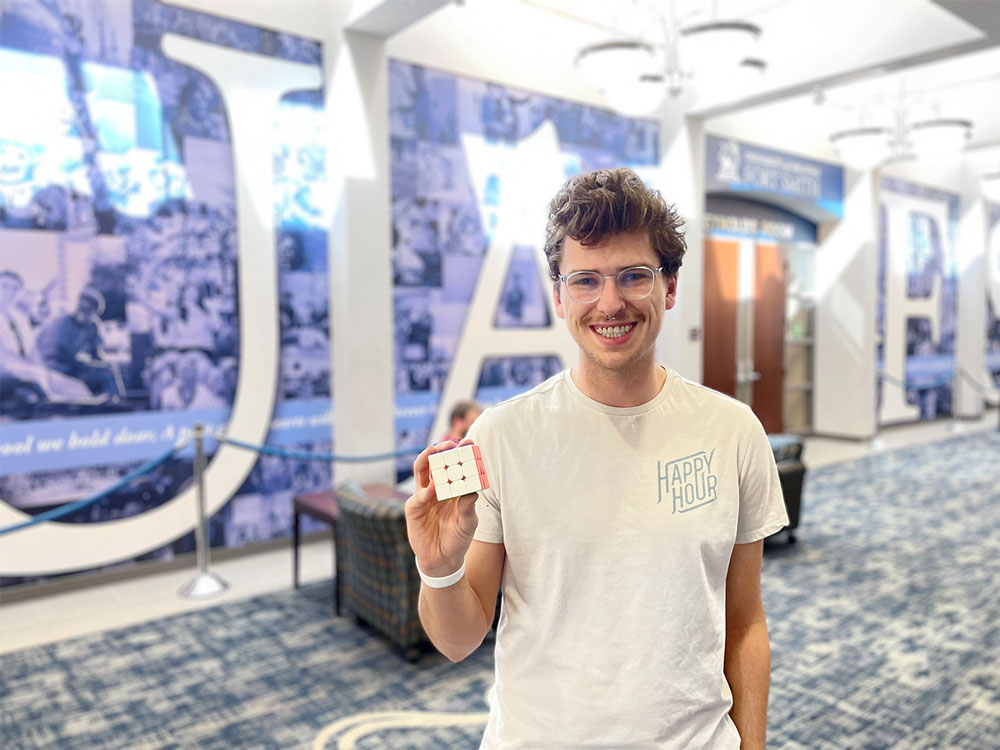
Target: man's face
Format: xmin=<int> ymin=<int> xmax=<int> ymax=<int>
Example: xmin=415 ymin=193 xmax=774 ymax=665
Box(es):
xmin=554 ymin=231 xmax=676 ymax=376
xmin=179 ymin=361 xmax=197 ymax=388
xmin=0 ymin=275 xmax=22 ymax=307
xmin=454 ymin=407 xmax=482 ymax=439
xmin=0 ymin=143 xmax=31 ymax=184
xmin=75 ymin=295 xmax=98 ymax=322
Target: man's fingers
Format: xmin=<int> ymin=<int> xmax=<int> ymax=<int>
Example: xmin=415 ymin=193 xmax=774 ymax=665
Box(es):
xmin=412 ymin=444 xmax=436 ymax=487
xmin=456 ymin=493 xmax=479 ymax=525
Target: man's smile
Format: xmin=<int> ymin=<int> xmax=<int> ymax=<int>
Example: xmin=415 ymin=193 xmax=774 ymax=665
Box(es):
xmin=590 ymin=322 xmax=635 ymax=342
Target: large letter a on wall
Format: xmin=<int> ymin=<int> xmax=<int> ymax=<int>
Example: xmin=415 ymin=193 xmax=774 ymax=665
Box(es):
xmin=430 ymin=122 xmax=578 ymax=439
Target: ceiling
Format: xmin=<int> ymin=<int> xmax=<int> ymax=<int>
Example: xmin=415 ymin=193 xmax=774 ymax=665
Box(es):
xmin=518 ymin=0 xmax=1000 ymax=159
xmin=404 ymin=0 xmax=1000 ymax=167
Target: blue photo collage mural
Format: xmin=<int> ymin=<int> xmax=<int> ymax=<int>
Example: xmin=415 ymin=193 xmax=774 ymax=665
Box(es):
xmin=877 ymin=177 xmax=959 ymax=421
xmin=988 ymin=203 xmax=1000 ymax=387
xmin=388 ymin=60 xmax=660 ymax=477
xmin=0 ymin=0 xmax=330 ymax=585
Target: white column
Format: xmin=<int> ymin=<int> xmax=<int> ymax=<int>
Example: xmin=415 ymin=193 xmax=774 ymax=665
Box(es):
xmin=813 ymin=168 xmax=878 ymax=439
xmin=326 ymin=24 xmax=396 ymax=484
xmin=653 ymin=115 xmax=704 ymax=383
xmin=955 ymin=191 xmax=987 ymax=418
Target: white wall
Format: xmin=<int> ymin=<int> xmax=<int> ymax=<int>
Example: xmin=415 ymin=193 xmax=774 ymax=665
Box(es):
xmin=813 ymin=169 xmax=879 ymax=438
xmin=654 ymin=116 xmax=705 ymax=382
xmin=386 ymin=1 xmax=607 ymax=110
xmin=167 ymin=0 xmax=327 ymax=40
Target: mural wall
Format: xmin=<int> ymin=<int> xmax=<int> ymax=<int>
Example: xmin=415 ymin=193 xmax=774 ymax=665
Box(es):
xmin=877 ymin=177 xmax=959 ymax=423
xmin=0 ymin=0 xmax=330 ymax=585
xmin=988 ymin=203 xmax=1000 ymax=387
xmin=387 ymin=61 xmax=660 ymax=477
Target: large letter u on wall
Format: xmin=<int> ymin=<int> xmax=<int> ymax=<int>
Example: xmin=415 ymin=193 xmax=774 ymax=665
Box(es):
xmin=0 ymin=36 xmax=322 ymax=575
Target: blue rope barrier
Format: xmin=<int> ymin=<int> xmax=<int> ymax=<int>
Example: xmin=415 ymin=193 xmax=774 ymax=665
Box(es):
xmin=0 ymin=443 xmax=185 ymax=536
xmin=956 ymin=366 xmax=1000 ymax=401
xmin=214 ymin=434 xmax=421 ymax=462
xmin=879 ymin=370 xmax=954 ymax=391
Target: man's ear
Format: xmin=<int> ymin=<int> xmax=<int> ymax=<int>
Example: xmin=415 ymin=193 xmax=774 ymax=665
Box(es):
xmin=664 ymin=273 xmax=678 ymax=310
xmin=553 ymin=282 xmax=565 ymax=320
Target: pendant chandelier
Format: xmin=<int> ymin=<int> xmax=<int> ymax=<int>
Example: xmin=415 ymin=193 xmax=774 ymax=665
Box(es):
xmin=573 ymin=2 xmax=766 ymax=116
xmin=827 ymin=87 xmax=974 ymax=170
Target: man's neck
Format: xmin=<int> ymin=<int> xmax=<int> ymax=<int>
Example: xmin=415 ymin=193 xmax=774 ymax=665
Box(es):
xmin=571 ymin=358 xmax=665 ymax=408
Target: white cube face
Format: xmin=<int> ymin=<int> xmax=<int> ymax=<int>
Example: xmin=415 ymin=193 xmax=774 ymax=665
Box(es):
xmin=427 ymin=444 xmax=488 ymax=500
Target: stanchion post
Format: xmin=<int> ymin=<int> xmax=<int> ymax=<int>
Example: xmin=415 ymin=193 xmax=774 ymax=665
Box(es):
xmin=871 ymin=373 xmax=885 ymax=451
xmin=179 ymin=423 xmax=229 ymax=599
xmin=948 ymin=371 xmax=964 ymax=433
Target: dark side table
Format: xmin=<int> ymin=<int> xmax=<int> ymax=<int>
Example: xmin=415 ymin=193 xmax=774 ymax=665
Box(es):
xmin=292 ymin=490 xmax=341 ymax=615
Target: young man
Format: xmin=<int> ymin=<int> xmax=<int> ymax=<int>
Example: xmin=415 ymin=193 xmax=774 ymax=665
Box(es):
xmin=439 ymin=399 xmax=483 ymax=443
xmin=405 ymin=168 xmax=788 ymax=749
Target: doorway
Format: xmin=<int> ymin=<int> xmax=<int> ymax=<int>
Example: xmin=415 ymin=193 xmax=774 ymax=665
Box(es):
xmin=703 ymin=238 xmax=786 ymax=434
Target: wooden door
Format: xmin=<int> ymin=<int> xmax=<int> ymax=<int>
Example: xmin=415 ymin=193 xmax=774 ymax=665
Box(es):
xmin=702 ymin=239 xmax=739 ymax=398
xmin=752 ymin=243 xmax=786 ymax=433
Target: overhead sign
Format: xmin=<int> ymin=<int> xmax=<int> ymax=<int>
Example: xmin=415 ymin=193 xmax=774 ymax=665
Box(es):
xmin=706 ymin=135 xmax=844 ymax=220
xmin=704 ymin=195 xmax=817 ymax=244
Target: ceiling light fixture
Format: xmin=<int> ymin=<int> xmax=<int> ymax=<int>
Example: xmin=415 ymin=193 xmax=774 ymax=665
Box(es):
xmin=907 ymin=118 xmax=973 ymax=161
xmin=604 ymin=73 xmax=669 ymax=116
xmin=829 ymin=127 xmax=894 ymax=169
xmin=571 ymin=3 xmax=764 ymax=114
xmin=679 ymin=20 xmax=761 ymax=76
xmin=574 ymin=40 xmax=654 ymax=95
xmin=827 ymin=97 xmax=974 ymax=169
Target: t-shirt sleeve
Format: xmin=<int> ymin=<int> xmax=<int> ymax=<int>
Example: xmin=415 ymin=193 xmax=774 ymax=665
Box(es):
xmin=735 ymin=410 xmax=790 ymax=544
xmin=466 ymin=412 xmax=504 ymax=544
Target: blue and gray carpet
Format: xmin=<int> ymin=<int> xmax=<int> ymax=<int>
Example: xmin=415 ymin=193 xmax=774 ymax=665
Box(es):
xmin=2 ymin=431 xmax=998 ymax=749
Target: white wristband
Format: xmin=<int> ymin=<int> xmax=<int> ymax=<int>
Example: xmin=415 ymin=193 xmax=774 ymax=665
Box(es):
xmin=415 ymin=556 xmax=467 ymax=588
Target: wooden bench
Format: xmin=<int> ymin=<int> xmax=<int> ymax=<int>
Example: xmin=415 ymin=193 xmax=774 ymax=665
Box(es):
xmin=292 ymin=490 xmax=341 ymax=615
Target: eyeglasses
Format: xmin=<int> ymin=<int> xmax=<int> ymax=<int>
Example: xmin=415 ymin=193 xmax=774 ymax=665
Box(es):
xmin=557 ymin=265 xmax=663 ymax=304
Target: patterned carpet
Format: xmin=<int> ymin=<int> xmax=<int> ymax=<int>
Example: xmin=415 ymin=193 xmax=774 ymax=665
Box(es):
xmin=1 ymin=431 xmax=998 ymax=749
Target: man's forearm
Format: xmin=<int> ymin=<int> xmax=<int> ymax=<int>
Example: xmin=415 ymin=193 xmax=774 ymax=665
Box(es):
xmin=724 ymin=620 xmax=771 ymax=749
xmin=418 ymin=580 xmax=493 ymax=662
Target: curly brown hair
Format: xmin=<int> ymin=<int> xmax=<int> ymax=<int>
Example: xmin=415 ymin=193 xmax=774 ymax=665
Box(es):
xmin=542 ymin=167 xmax=686 ymax=283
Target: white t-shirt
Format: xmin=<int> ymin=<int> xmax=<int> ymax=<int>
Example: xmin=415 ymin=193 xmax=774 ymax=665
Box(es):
xmin=469 ymin=368 xmax=789 ymax=749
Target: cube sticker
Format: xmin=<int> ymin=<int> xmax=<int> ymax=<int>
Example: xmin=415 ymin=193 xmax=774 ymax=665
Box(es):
xmin=428 ymin=444 xmax=490 ymax=501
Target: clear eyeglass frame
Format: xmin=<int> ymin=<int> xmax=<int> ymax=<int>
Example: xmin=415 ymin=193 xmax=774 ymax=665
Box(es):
xmin=557 ymin=265 xmax=663 ymax=304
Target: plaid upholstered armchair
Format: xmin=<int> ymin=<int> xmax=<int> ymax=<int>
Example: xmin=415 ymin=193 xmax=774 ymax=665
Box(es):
xmin=767 ymin=434 xmax=806 ymax=542
xmin=333 ymin=480 xmax=428 ymax=661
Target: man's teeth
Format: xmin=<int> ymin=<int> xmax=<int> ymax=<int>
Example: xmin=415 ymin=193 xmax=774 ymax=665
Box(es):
xmin=594 ymin=324 xmax=633 ymax=339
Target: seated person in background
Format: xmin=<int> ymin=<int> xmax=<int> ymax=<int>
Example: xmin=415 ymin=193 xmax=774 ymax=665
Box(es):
xmin=1 ymin=272 xmax=96 ymax=404
xmin=159 ymin=351 xmax=225 ymax=411
xmin=35 ymin=287 xmax=120 ymax=399
xmin=398 ymin=400 xmax=484 ymax=494
xmin=440 ymin=399 xmax=482 ymax=443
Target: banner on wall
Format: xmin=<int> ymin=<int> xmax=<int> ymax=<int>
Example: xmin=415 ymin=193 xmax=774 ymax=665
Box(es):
xmin=704 ymin=195 xmax=817 ymax=244
xmin=0 ymin=1 xmax=330 ymax=584
xmin=988 ymin=204 xmax=1000 ymax=387
xmin=877 ymin=177 xmax=959 ymax=423
xmin=705 ymin=134 xmax=844 ymax=220
xmin=387 ymin=61 xmax=661 ymax=476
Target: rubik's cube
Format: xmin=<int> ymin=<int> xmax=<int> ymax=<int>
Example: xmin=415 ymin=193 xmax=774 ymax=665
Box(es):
xmin=428 ymin=444 xmax=490 ymax=501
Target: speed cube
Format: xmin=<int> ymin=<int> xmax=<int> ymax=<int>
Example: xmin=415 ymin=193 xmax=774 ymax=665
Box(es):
xmin=427 ymin=444 xmax=490 ymax=501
